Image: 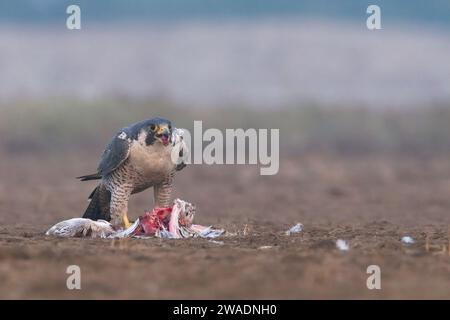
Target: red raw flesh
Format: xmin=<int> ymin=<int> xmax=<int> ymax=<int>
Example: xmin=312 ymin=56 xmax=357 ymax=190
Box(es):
xmin=132 ymin=207 xmax=172 ymax=236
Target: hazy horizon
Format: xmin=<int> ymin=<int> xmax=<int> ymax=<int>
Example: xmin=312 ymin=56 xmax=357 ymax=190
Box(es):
xmin=1 ymin=1 xmax=449 ymax=109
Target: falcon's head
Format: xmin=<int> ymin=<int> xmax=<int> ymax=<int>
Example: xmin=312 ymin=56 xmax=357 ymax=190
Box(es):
xmin=144 ymin=117 xmax=173 ymax=146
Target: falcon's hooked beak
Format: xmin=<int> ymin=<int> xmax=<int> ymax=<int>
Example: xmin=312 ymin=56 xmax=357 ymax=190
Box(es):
xmin=155 ymin=125 xmax=171 ymax=146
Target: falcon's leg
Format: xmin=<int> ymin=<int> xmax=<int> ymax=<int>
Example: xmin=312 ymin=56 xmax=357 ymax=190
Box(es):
xmin=109 ymin=185 xmax=133 ymax=229
xmin=153 ymin=173 xmax=174 ymax=208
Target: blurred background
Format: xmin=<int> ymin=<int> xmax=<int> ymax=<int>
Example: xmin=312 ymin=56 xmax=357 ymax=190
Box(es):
xmin=1 ymin=1 xmax=450 ymax=226
xmin=0 ymin=0 xmax=450 ymax=153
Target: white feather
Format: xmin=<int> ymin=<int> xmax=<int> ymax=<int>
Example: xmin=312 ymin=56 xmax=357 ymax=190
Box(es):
xmin=45 ymin=218 xmax=115 ymax=238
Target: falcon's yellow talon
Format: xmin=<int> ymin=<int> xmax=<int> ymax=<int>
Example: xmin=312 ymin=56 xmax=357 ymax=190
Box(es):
xmin=123 ymin=214 xmax=133 ymax=229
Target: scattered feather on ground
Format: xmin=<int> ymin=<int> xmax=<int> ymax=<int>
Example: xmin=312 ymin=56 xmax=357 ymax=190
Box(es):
xmin=336 ymin=239 xmax=350 ymax=251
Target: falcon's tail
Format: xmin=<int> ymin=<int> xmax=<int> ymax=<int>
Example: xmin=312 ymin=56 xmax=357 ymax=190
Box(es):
xmin=82 ymin=184 xmax=111 ymax=221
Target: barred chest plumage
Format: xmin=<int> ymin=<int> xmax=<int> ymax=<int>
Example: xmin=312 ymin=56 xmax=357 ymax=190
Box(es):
xmin=127 ymin=139 xmax=175 ymax=188
xmin=103 ymin=133 xmax=177 ymax=196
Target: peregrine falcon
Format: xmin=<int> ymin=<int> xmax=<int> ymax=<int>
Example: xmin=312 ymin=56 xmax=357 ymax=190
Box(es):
xmin=77 ymin=117 xmax=187 ymax=229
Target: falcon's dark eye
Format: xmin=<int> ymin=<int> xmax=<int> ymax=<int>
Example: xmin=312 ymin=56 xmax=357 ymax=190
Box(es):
xmin=150 ymin=124 xmax=156 ymax=132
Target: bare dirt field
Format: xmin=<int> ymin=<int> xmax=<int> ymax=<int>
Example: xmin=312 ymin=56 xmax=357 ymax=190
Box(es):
xmin=0 ymin=152 xmax=450 ymax=299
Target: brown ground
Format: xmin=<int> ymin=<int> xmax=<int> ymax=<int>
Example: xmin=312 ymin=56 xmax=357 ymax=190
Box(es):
xmin=0 ymin=152 xmax=449 ymax=299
